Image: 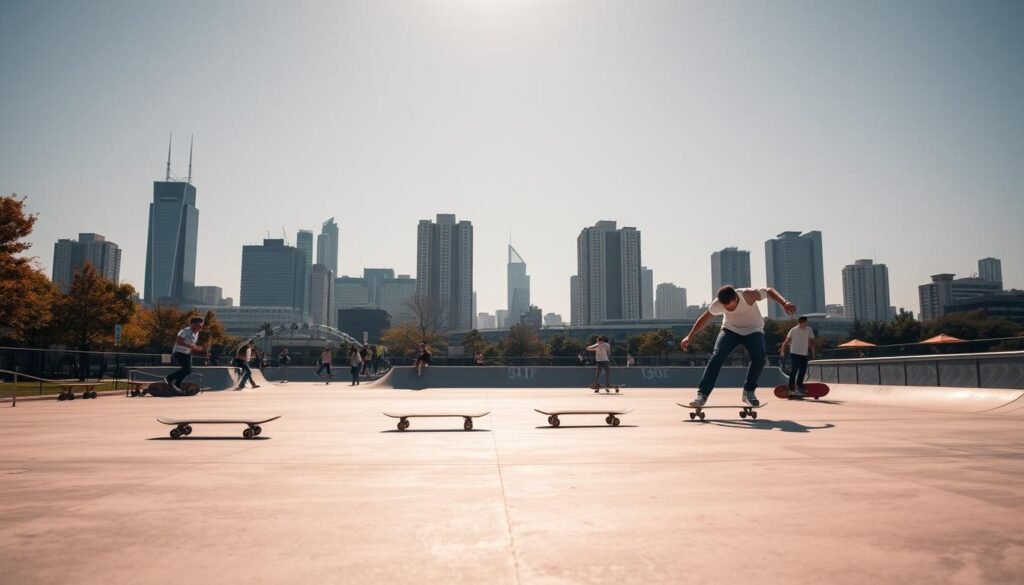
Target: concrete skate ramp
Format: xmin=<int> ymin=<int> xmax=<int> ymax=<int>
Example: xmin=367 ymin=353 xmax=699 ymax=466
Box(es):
xmin=832 ymin=383 xmax=1024 ymax=414
xmin=377 ymin=365 xmax=788 ymax=389
xmin=126 ymin=367 xmax=239 ymax=391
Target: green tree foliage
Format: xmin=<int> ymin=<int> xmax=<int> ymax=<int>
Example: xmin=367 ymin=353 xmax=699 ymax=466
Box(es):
xmin=461 ymin=329 xmax=486 ymax=354
xmin=689 ymin=323 xmax=721 ymax=353
xmin=53 ymin=263 xmax=136 ymax=351
xmin=636 ymin=329 xmax=676 ymax=357
xmin=499 ymin=324 xmax=546 ymax=357
xmin=0 ymin=194 xmax=56 ymax=342
xmin=546 ymin=334 xmax=584 ymax=357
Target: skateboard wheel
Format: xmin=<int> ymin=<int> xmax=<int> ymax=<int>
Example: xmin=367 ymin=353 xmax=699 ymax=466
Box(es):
xmin=612 ymin=417 xmax=620 ymax=426
xmin=551 ymin=417 xmax=560 ymax=428
xmin=740 ymin=410 xmax=747 ymax=419
xmin=605 ymin=415 xmax=613 ymax=425
xmin=170 ymin=428 xmax=181 ymax=439
xmin=698 ymin=412 xmax=706 ymax=421
xmin=243 ymin=428 xmax=254 ymax=439
xmin=689 ymin=412 xmax=696 ymax=420
xmin=398 ymin=419 xmax=409 ymax=431
xmin=751 ymin=412 xmax=758 ymax=420
xmin=183 ymin=425 xmax=193 ymax=435
xmin=253 ymin=426 xmax=262 ymax=436
xmin=464 ymin=419 xmax=473 ymax=431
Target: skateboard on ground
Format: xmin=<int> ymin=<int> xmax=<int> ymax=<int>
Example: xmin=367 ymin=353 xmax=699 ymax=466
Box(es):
xmin=157 ymin=415 xmax=281 ymax=439
xmin=677 ymin=402 xmax=766 ymax=421
xmin=56 ymin=382 xmax=99 ymax=401
xmin=774 ymin=382 xmax=830 ymax=400
xmin=383 ymin=411 xmax=490 ymax=431
xmin=590 ymin=384 xmax=626 ymax=394
xmin=534 ymin=408 xmax=634 ymax=427
xmin=129 ymin=381 xmax=200 ymax=397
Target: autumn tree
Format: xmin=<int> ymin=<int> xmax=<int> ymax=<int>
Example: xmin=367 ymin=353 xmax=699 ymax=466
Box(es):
xmin=0 ymin=194 xmax=56 ymax=342
xmin=53 ymin=263 xmax=137 ymax=351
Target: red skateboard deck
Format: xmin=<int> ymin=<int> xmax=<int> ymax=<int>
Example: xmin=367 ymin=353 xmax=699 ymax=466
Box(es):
xmin=774 ymin=382 xmax=829 ymax=400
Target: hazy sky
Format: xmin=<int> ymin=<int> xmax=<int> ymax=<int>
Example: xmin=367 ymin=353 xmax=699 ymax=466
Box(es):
xmin=3 ymin=0 xmax=1023 ymax=319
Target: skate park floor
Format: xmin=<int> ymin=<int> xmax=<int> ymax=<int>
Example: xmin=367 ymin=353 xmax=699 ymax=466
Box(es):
xmin=1 ymin=381 xmax=1022 ymax=584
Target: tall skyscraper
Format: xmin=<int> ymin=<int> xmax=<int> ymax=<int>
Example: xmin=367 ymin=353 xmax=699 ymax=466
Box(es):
xmin=416 ymin=214 xmax=474 ymax=330
xmin=842 ymin=259 xmax=891 ymax=322
xmin=575 ymin=221 xmax=642 ymax=325
xmin=979 ymin=257 xmax=1003 ymax=288
xmin=51 ymin=233 xmax=122 ymax=293
xmin=641 ymin=267 xmax=654 ymax=320
xmin=507 ymin=245 xmax=531 ymax=325
xmin=711 ymin=247 xmax=751 ymax=296
xmin=145 ymin=136 xmax=199 ymax=304
xmin=240 ymin=239 xmax=305 ymax=310
xmin=296 ymin=229 xmax=314 ymax=314
xmin=655 ymin=283 xmax=687 ymax=319
xmin=317 ymin=218 xmax=339 ymax=277
xmin=310 ymin=264 xmax=336 ymax=327
xmin=765 ymin=231 xmax=825 ymax=318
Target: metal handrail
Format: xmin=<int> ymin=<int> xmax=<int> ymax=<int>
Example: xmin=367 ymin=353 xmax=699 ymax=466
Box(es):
xmin=810 ymin=350 xmax=1024 ymax=366
xmin=0 ymin=369 xmax=107 ymax=407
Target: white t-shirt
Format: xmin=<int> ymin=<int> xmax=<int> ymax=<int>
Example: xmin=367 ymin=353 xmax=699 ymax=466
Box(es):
xmin=786 ymin=325 xmax=815 ymax=356
xmin=588 ymin=341 xmax=610 ymax=362
xmin=173 ymin=327 xmax=197 ymax=354
xmin=707 ymin=288 xmax=768 ymax=335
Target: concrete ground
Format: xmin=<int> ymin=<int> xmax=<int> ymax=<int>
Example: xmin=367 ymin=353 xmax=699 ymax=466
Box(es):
xmin=1 ymin=381 xmax=1022 ymax=584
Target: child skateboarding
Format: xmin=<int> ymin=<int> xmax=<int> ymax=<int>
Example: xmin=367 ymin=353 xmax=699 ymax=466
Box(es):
xmin=679 ymin=286 xmax=796 ymax=407
xmin=780 ymin=316 xmax=815 ymax=397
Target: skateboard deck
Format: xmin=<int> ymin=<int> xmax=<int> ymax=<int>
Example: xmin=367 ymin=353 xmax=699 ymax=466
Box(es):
xmin=676 ymin=402 xmax=766 ymax=421
xmin=383 ymin=411 xmax=490 ymax=431
xmin=589 ymin=384 xmax=626 ymax=394
xmin=132 ymin=382 xmax=201 ymax=397
xmin=534 ymin=408 xmax=634 ymax=427
xmin=157 ymin=415 xmax=281 ymax=439
xmin=774 ymin=382 xmax=830 ymax=400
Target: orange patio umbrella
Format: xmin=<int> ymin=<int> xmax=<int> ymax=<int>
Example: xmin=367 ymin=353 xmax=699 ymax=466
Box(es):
xmin=921 ymin=334 xmax=965 ymax=344
xmin=837 ymin=339 xmax=877 ymax=348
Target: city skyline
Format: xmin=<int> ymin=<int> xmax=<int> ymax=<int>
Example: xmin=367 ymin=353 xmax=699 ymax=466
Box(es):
xmin=4 ymin=1 xmax=1023 ymax=320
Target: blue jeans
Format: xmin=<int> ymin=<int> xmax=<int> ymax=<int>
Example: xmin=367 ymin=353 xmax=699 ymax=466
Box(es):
xmin=788 ymin=354 xmax=809 ymax=388
xmin=234 ymin=358 xmax=254 ymax=387
xmin=169 ymin=352 xmax=192 ymax=387
xmin=697 ymin=330 xmax=766 ymax=396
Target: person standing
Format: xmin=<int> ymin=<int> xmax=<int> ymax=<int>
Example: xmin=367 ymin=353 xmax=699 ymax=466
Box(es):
xmin=278 ymin=348 xmax=291 ymax=383
xmin=167 ymin=317 xmax=205 ymax=392
xmin=316 ymin=346 xmax=334 ymax=383
xmin=587 ymin=336 xmax=612 ymax=391
xmin=626 ymin=353 xmax=636 ymax=367
xmin=780 ymin=316 xmax=815 ymax=397
xmin=679 ymin=285 xmax=796 ymax=407
xmin=234 ymin=341 xmax=261 ymax=390
xmin=349 ymin=347 xmax=363 ymax=386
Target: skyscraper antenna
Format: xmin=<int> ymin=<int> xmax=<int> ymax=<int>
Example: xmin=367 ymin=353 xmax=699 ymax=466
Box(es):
xmin=166 ymin=132 xmax=173 ymax=181
xmin=187 ymin=134 xmax=194 ymax=184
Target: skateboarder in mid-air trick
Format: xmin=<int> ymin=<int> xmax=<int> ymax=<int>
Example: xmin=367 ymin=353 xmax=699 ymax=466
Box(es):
xmin=679 ymin=285 xmax=797 ymax=407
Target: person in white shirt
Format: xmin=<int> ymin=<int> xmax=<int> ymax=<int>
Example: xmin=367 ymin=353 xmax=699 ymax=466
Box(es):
xmin=348 ymin=347 xmax=363 ymax=386
xmin=680 ymin=285 xmax=796 ymax=407
xmin=780 ymin=316 xmax=816 ymax=397
xmin=167 ymin=317 xmax=205 ymax=392
xmin=587 ymin=336 xmax=612 ymax=391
